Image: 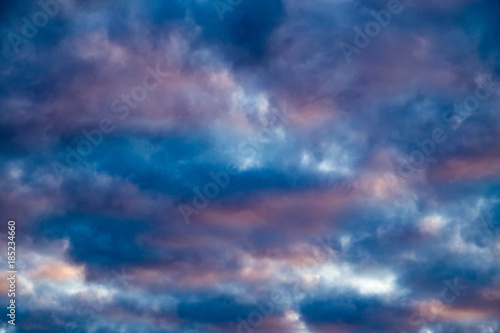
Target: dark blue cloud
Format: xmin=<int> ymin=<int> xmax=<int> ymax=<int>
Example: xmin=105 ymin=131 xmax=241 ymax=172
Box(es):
xmin=2 ymin=0 xmax=500 ymax=332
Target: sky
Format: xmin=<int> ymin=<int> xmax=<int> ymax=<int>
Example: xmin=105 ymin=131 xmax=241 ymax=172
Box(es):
xmin=1 ymin=0 xmax=500 ymax=332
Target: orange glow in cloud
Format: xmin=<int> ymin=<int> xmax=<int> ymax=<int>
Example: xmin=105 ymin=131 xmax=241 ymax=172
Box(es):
xmin=29 ymin=260 xmax=84 ymax=281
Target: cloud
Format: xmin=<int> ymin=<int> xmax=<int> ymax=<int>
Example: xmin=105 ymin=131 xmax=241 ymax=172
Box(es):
xmin=2 ymin=0 xmax=500 ymax=332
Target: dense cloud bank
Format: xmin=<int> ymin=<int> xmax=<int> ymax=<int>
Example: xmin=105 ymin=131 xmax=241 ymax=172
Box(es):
xmin=1 ymin=0 xmax=500 ymax=332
